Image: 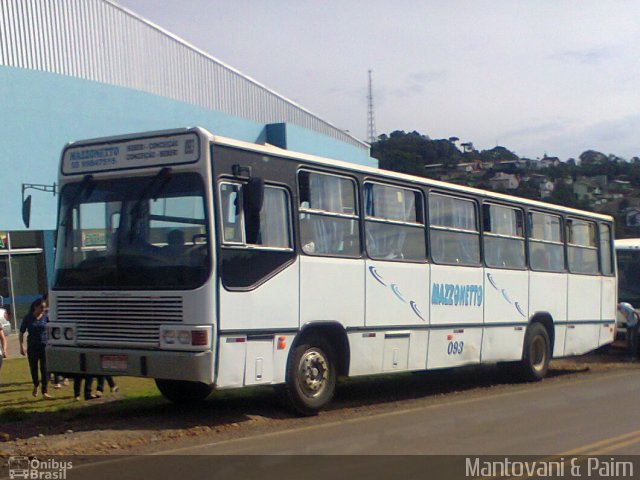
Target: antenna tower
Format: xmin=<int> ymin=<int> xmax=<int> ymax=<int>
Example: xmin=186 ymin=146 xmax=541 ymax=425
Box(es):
xmin=367 ymin=69 xmax=377 ymax=144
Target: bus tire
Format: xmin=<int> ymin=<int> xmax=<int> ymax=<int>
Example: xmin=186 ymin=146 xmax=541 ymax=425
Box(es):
xmin=285 ymin=335 xmax=336 ymax=416
xmin=155 ymin=379 xmax=213 ymax=404
xmin=521 ymin=322 xmax=551 ymax=381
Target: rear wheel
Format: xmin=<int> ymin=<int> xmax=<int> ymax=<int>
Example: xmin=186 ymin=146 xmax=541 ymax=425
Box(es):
xmin=155 ymin=379 xmax=213 ymax=404
xmin=285 ymin=335 xmax=336 ymax=416
xmin=521 ymin=322 xmax=551 ymax=381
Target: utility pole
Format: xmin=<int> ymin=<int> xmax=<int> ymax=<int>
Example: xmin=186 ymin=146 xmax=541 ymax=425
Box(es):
xmin=367 ymin=69 xmax=377 ymax=144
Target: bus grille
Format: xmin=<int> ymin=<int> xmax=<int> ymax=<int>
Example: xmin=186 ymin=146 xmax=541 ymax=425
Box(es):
xmin=55 ymin=295 xmax=183 ymax=347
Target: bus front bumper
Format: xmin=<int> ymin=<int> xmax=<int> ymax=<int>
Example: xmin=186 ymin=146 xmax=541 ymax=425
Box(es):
xmin=46 ymin=346 xmax=215 ymax=384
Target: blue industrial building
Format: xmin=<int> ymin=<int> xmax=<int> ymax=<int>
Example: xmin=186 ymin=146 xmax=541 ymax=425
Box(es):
xmin=0 ymin=0 xmax=375 ymax=325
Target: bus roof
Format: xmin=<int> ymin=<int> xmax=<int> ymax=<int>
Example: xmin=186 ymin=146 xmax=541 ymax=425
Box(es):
xmin=61 ymin=127 xmax=614 ymax=223
xmin=615 ymin=238 xmax=640 ymax=249
xmin=212 ymin=132 xmax=614 ymax=223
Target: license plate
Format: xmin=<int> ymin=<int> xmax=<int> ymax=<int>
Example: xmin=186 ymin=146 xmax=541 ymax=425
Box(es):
xmin=101 ymin=355 xmax=128 ymax=372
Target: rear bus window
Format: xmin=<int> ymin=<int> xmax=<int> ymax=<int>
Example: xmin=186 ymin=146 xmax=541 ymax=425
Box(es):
xmin=599 ymin=223 xmax=613 ymax=275
xmin=429 ymin=194 xmax=480 ymax=265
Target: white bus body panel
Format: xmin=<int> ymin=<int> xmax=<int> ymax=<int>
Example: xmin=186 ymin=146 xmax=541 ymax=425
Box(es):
xmin=565 ymin=275 xmax=601 ymax=356
xmin=482 ymin=269 xmax=528 ymax=362
xmin=529 ymin=271 xmax=568 ymax=357
xmin=218 ymin=261 xmax=299 ymax=331
xmin=427 ymin=265 xmax=483 ymax=368
xmin=300 ymin=256 xmax=364 ymax=328
xmin=365 ymin=261 xmax=430 ymax=327
xmin=217 ymin=262 xmax=298 ymax=388
xmin=599 ymin=276 xmax=617 ymax=346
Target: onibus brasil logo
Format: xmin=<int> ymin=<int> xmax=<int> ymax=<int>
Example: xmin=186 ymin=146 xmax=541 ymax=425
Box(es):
xmin=8 ymin=457 xmax=72 ymax=479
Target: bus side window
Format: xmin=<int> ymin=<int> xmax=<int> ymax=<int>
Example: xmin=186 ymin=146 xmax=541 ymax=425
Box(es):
xmin=599 ymin=223 xmax=613 ymax=275
xmin=219 ymin=182 xmax=292 ymax=249
xmin=529 ymin=212 xmax=565 ymax=272
xmin=483 ymin=204 xmax=525 ymax=269
xmin=298 ymin=171 xmax=360 ymax=257
xmin=429 ymin=194 xmax=480 ymax=265
xmin=567 ymin=218 xmax=598 ymax=274
xmin=364 ymin=182 xmax=425 ymax=262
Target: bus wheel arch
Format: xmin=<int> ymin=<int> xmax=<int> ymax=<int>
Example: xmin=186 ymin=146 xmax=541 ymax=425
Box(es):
xmin=529 ymin=312 xmax=555 ymax=357
xmin=284 ymin=322 xmax=349 ymax=416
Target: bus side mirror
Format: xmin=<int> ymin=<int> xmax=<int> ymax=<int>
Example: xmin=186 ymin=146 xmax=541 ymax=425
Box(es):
xmin=244 ymin=177 xmax=264 ymax=214
xmin=243 ymin=178 xmax=264 ymax=244
xmin=22 ymin=195 xmax=32 ymax=228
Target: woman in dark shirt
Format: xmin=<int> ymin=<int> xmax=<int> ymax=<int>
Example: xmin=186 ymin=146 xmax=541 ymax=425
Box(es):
xmin=19 ymin=298 xmax=52 ymax=400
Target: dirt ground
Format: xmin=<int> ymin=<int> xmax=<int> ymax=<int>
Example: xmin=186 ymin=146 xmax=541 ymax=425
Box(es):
xmin=1 ymin=343 xmax=636 ymax=457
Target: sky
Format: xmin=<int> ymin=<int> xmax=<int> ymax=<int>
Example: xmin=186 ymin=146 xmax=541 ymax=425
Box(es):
xmin=116 ymin=0 xmax=640 ymax=161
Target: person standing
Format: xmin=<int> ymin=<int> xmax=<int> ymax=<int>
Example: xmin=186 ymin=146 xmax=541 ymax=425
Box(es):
xmin=73 ymin=375 xmax=96 ymax=401
xmin=618 ymin=302 xmax=640 ymax=361
xmin=96 ymin=375 xmax=119 ymax=396
xmin=0 ymin=320 xmax=7 ymax=377
xmin=19 ymin=298 xmax=53 ymax=399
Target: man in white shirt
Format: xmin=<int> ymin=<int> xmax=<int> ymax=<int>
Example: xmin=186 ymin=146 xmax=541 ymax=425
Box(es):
xmin=0 ymin=322 xmax=7 ymax=375
xmin=618 ymin=302 xmax=639 ymax=361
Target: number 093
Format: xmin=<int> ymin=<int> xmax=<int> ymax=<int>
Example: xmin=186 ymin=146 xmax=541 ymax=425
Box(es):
xmin=447 ymin=340 xmax=464 ymax=355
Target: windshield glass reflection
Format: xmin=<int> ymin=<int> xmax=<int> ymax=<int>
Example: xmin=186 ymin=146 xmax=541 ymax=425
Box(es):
xmin=54 ymin=172 xmax=210 ymax=289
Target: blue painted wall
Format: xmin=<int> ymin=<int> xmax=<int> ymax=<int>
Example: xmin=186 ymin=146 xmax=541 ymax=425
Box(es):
xmin=0 ymin=66 xmax=375 ymax=231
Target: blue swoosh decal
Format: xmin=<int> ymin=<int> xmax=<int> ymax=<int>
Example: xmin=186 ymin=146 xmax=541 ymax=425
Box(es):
xmin=487 ymin=273 xmax=499 ymax=290
xmin=501 ymin=289 xmax=513 ymax=305
xmin=515 ymin=302 xmax=526 ymax=317
xmin=410 ymin=301 xmax=426 ymax=321
xmin=368 ymin=266 xmax=386 ymax=286
xmin=390 ymin=284 xmax=406 ymax=303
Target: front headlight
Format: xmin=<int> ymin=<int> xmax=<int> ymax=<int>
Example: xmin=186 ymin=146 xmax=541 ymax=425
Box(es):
xmin=51 ymin=327 xmax=61 ymax=340
xmin=162 ymin=329 xmax=176 ymax=344
xmin=177 ymin=330 xmax=191 ymax=345
xmin=63 ymin=327 xmax=74 ymax=341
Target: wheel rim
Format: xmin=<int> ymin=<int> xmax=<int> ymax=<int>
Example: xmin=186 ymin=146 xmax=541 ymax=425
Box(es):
xmin=297 ymin=348 xmax=330 ymax=399
xmin=530 ymin=335 xmax=547 ymax=372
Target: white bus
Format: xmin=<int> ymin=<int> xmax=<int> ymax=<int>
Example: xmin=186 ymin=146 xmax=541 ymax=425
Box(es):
xmin=44 ymin=127 xmax=616 ymax=415
xmin=615 ymin=238 xmax=640 ymax=330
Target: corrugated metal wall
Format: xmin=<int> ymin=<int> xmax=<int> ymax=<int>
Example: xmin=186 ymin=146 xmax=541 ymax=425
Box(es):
xmin=0 ymin=0 xmax=367 ymax=150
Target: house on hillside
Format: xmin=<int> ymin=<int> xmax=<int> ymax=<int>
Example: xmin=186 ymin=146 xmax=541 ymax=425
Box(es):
xmin=539 ymin=180 xmax=555 ymax=198
xmin=489 ymin=172 xmax=520 ymax=190
xmin=625 ymin=208 xmax=640 ymax=227
xmin=540 ymin=156 xmax=561 ymax=168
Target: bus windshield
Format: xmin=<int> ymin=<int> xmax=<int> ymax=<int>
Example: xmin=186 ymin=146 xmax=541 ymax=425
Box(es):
xmin=617 ymin=249 xmax=640 ymax=305
xmin=53 ymin=172 xmax=211 ymax=289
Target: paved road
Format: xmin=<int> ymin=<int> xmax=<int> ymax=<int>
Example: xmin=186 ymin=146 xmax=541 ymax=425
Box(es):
xmin=59 ymin=369 xmax=640 ymax=480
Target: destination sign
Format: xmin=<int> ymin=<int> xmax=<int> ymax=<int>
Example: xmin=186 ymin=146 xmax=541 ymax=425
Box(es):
xmin=62 ymin=132 xmax=200 ymax=175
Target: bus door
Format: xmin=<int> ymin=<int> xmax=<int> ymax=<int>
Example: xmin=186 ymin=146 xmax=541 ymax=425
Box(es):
xmin=216 ymin=181 xmax=298 ymax=388
xmin=598 ymin=225 xmax=616 ymax=346
xmin=481 ymin=204 xmax=529 ymax=363
xmin=565 ymin=219 xmax=602 ymax=355
xmin=427 ymin=194 xmax=483 ymax=369
xmin=528 ymin=212 xmax=568 ymax=356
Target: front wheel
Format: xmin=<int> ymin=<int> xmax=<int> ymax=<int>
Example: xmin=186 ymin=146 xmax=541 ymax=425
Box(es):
xmin=521 ymin=322 xmax=551 ymax=381
xmin=155 ymin=379 xmax=213 ymax=404
xmin=285 ymin=335 xmax=337 ymax=416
